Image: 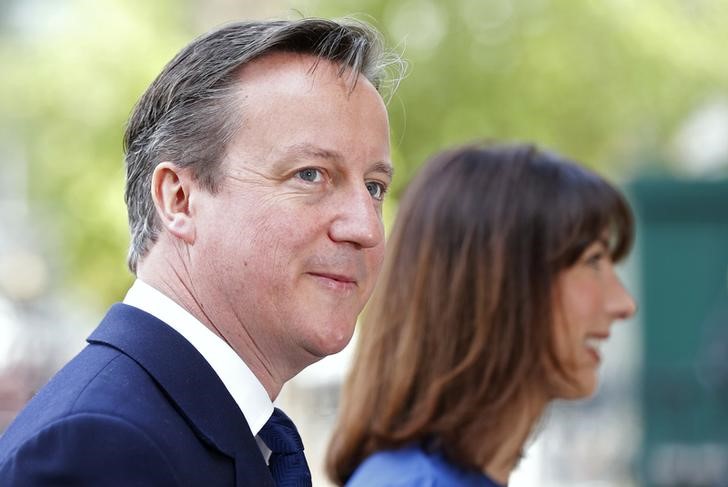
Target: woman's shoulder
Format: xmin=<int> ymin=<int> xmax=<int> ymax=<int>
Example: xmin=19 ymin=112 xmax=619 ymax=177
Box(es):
xmin=345 ymin=445 xmax=501 ymax=487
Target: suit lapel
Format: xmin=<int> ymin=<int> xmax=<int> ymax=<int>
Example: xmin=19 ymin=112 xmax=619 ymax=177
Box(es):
xmin=88 ymin=303 xmax=274 ymax=487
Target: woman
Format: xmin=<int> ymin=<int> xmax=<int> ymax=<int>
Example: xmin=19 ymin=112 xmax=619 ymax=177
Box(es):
xmin=326 ymin=143 xmax=637 ymax=486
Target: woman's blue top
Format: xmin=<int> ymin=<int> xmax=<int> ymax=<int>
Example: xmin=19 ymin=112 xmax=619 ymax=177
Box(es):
xmin=345 ymin=445 xmax=504 ymax=487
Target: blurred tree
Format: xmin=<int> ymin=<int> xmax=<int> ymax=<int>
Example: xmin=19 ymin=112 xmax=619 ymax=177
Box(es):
xmin=3 ymin=0 xmax=728 ymax=307
xmin=0 ymin=0 xmax=193 ymax=306
xmin=294 ymin=0 xmax=728 ymax=192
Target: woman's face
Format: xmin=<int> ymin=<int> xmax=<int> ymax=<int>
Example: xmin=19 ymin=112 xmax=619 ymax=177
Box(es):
xmin=548 ymin=238 xmax=636 ymax=399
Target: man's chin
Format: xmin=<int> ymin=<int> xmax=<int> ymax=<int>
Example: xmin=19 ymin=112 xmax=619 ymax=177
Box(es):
xmin=306 ymin=324 xmax=357 ymax=359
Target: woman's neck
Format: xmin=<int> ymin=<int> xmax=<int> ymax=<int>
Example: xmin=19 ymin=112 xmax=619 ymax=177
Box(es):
xmin=484 ymin=394 xmax=549 ymax=485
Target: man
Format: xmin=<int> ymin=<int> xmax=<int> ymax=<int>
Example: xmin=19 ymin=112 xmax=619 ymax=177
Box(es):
xmin=0 ymin=18 xmax=401 ymax=486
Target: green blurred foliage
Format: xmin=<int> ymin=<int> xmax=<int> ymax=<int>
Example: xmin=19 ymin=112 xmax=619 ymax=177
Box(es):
xmin=296 ymin=0 xmax=728 ymax=191
xmin=2 ymin=0 xmax=728 ymax=306
xmin=0 ymin=0 xmax=192 ymax=306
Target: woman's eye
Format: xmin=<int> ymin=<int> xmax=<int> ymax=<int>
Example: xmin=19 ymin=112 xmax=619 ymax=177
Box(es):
xmin=296 ymin=168 xmax=322 ymax=183
xmin=586 ymin=252 xmax=605 ymax=269
xmin=366 ymin=181 xmax=387 ymax=201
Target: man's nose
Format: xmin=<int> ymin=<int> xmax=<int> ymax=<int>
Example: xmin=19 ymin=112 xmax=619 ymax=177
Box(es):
xmin=328 ymin=185 xmax=383 ymax=249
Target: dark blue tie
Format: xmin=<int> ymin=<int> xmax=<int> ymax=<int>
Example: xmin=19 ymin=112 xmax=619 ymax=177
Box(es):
xmin=258 ymin=408 xmax=312 ymax=487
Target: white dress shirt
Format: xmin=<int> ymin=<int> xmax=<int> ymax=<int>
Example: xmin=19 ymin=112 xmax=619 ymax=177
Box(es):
xmin=123 ymin=279 xmax=273 ymax=459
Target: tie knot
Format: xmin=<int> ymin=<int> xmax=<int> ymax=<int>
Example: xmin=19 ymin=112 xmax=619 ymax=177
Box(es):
xmin=259 ymin=407 xmax=304 ymax=455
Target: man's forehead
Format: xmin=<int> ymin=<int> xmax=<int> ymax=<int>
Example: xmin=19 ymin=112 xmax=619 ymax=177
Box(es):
xmin=223 ymin=51 xmax=391 ymax=178
xmin=234 ymin=51 xmax=370 ymax=94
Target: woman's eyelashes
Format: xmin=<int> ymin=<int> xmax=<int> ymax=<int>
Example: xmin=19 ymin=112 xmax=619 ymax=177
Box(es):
xmin=583 ymin=243 xmax=609 ymax=270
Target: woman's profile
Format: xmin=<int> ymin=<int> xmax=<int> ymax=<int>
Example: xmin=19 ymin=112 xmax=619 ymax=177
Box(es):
xmin=326 ymin=143 xmax=637 ymax=486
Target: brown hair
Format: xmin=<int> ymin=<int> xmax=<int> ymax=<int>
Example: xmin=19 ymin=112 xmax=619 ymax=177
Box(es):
xmin=326 ymin=142 xmax=634 ymax=484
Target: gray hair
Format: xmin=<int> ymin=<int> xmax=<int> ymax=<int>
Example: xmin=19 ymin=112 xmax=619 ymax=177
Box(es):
xmin=123 ymin=17 xmax=405 ymax=273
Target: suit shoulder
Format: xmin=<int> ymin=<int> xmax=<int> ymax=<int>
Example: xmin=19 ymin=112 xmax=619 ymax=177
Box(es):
xmin=0 ymin=343 xmax=166 ymax=454
xmin=0 ymin=412 xmax=179 ymax=486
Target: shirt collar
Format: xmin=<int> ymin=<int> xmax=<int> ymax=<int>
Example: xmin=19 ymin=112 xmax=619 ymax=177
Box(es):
xmin=123 ymin=279 xmax=274 ymax=436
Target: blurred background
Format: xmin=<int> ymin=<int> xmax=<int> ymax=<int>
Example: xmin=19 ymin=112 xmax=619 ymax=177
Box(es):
xmin=1 ymin=0 xmax=728 ymax=485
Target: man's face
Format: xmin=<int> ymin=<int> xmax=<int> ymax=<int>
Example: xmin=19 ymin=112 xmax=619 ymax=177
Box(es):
xmin=190 ymin=52 xmax=391 ymax=372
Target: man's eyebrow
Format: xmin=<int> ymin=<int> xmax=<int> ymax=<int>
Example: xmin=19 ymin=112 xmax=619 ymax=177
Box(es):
xmin=370 ymin=161 xmax=394 ymax=179
xmin=279 ymin=143 xmax=393 ymax=178
xmin=282 ymin=143 xmax=344 ymax=162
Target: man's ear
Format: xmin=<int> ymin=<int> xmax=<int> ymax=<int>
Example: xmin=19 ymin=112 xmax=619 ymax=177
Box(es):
xmin=151 ymin=162 xmax=196 ymax=244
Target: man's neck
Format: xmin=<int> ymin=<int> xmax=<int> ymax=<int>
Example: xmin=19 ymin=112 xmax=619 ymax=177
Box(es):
xmin=136 ymin=250 xmax=291 ymax=400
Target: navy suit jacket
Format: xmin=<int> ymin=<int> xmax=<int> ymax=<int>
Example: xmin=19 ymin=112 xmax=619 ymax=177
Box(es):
xmin=0 ymin=303 xmax=275 ymax=486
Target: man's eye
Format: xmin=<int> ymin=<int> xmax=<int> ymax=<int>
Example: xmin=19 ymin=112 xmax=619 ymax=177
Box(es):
xmin=296 ymin=168 xmax=322 ymax=183
xmin=366 ymin=181 xmax=387 ymax=201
